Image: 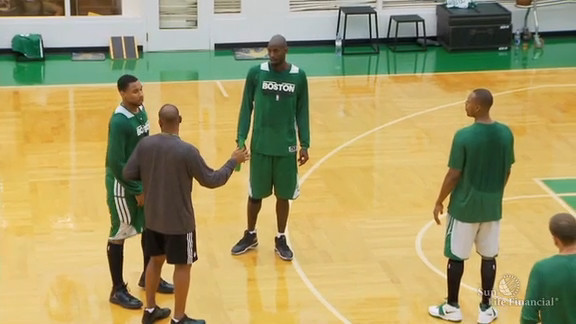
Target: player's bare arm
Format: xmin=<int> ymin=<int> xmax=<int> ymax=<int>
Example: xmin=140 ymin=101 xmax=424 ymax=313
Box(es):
xmin=433 ymin=168 xmax=462 ymax=225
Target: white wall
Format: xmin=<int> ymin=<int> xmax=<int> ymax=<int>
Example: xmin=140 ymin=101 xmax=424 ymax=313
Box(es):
xmin=212 ymin=4 xmax=576 ymax=45
xmin=0 ymin=0 xmax=574 ymax=51
xmin=123 ymin=0 xmax=143 ymax=17
xmin=0 ymin=0 xmax=144 ymax=50
xmin=0 ymin=17 xmax=145 ymax=49
xmin=506 ymin=5 xmax=576 ymax=32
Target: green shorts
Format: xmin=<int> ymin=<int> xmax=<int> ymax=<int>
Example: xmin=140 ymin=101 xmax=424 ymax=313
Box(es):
xmin=106 ymin=174 xmax=145 ymax=240
xmin=249 ymin=152 xmax=300 ymax=200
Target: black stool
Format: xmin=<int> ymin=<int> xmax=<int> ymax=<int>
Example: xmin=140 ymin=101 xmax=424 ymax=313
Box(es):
xmin=336 ymin=6 xmax=380 ymax=54
xmin=387 ymin=15 xmax=427 ymax=52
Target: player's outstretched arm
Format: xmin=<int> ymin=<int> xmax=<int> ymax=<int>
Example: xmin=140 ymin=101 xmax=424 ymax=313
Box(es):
xmin=187 ymin=146 xmax=249 ymax=189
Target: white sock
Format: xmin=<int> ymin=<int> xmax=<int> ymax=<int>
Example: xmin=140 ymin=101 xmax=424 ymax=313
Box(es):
xmin=146 ymin=307 xmax=155 ymax=313
xmin=172 ymin=318 xmax=180 ymax=323
xmin=276 ymin=232 xmax=285 ymax=238
xmin=248 ymin=229 xmax=256 ymax=234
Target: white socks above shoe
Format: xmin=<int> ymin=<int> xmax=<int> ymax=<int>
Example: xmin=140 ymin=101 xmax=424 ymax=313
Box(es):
xmin=145 ymin=307 xmax=155 ymax=313
xmin=172 ymin=318 xmax=180 ymax=323
xmin=248 ymin=229 xmax=256 ymax=235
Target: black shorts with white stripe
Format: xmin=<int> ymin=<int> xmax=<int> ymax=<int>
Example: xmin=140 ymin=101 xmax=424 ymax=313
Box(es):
xmin=145 ymin=228 xmax=198 ymax=265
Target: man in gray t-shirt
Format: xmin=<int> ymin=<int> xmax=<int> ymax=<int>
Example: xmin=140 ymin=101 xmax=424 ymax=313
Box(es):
xmin=124 ymin=104 xmax=249 ymax=324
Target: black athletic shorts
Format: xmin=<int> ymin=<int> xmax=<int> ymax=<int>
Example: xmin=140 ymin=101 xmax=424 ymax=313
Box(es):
xmin=145 ymin=228 xmax=198 ymax=265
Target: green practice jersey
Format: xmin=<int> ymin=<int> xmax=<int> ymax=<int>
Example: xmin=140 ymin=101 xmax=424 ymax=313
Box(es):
xmin=105 ymin=105 xmax=149 ymax=195
xmin=521 ymin=254 xmax=576 ymax=324
xmin=237 ymin=62 xmax=310 ymax=156
xmin=447 ymin=122 xmax=515 ymax=223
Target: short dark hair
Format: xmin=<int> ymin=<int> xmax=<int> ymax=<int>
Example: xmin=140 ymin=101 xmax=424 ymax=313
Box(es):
xmin=117 ymin=74 xmax=139 ymax=92
xmin=472 ymin=88 xmax=493 ymax=109
xmin=549 ymin=213 xmax=576 ymax=245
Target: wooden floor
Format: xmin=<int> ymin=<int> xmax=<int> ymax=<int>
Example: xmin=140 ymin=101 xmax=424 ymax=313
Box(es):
xmin=1 ymin=68 xmax=575 ymax=324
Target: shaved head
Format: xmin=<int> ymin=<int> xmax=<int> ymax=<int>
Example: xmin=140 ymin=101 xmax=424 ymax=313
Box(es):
xmin=267 ymin=34 xmax=289 ymax=69
xmin=471 ymin=88 xmax=493 ymax=110
xmin=159 ymin=104 xmax=180 ymax=125
xmin=158 ymin=104 xmax=182 ymax=135
xmin=550 ymin=213 xmax=576 ymax=245
xmin=268 ymin=34 xmax=287 ymax=48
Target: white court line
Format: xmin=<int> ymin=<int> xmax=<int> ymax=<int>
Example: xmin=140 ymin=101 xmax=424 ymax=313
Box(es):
xmin=215 ymin=81 xmax=229 ymax=98
xmin=534 ymin=176 xmax=576 ymax=180
xmin=282 ymin=237 xmax=353 ymax=324
xmin=534 ymin=178 xmax=576 ymax=214
xmin=415 ymin=194 xmax=555 ymax=301
xmin=1 ymin=67 xmax=575 ymax=89
xmin=286 ymin=83 xmax=576 ymax=323
xmin=557 ymin=193 xmax=576 ymax=197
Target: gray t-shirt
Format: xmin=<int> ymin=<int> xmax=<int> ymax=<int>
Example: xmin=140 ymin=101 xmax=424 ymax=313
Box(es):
xmin=123 ymin=133 xmax=237 ymax=234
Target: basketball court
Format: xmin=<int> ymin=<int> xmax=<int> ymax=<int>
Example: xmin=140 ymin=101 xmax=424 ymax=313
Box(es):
xmin=0 ymin=66 xmax=575 ymax=323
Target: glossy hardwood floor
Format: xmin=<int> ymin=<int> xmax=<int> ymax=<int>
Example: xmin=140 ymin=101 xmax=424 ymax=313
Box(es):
xmin=0 ymin=68 xmax=575 ymax=324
